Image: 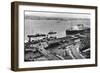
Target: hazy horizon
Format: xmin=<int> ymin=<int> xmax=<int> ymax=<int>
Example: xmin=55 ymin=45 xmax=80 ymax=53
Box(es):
xmin=24 ymin=11 xmax=90 ymax=41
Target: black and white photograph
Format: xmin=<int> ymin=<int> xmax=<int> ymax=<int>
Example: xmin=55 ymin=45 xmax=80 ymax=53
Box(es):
xmin=24 ymin=11 xmax=91 ymax=62
xmin=11 ymin=2 xmax=97 ymax=71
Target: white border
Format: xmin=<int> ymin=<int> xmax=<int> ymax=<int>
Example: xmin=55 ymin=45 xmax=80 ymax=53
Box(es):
xmin=18 ymin=5 xmax=96 ymax=68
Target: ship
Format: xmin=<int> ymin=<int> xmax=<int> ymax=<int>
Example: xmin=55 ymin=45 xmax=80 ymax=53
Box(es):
xmin=24 ymin=24 xmax=90 ymax=61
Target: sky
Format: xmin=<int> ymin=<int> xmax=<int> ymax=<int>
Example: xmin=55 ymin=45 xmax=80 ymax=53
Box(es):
xmin=24 ymin=11 xmax=90 ymax=41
